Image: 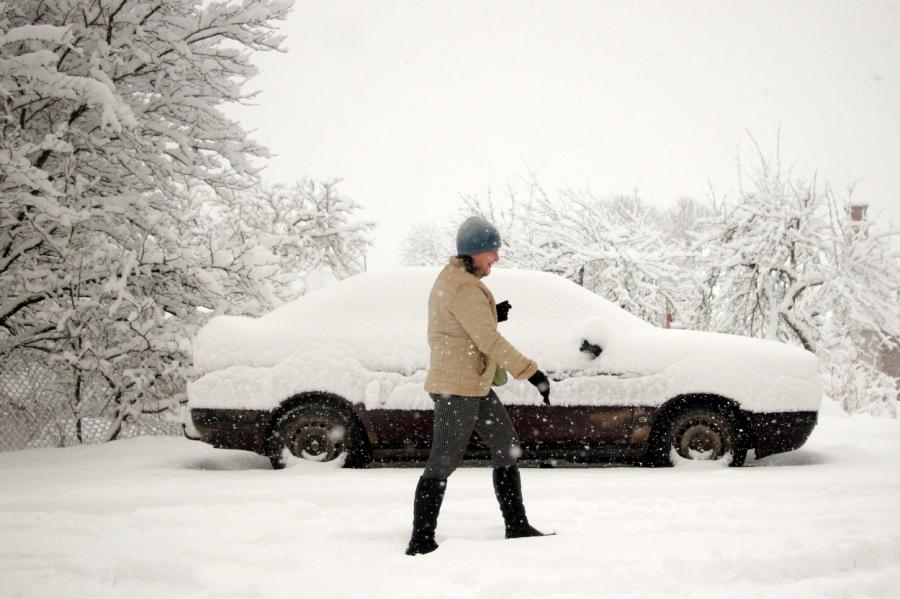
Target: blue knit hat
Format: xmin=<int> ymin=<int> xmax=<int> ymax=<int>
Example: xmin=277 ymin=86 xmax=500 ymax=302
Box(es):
xmin=456 ymin=216 xmax=502 ymax=256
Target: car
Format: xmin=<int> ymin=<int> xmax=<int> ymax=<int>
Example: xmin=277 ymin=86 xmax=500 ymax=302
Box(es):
xmin=187 ymin=267 xmax=821 ymax=468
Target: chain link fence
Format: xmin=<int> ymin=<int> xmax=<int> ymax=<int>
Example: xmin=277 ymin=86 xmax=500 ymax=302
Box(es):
xmin=0 ymin=351 xmax=182 ymax=452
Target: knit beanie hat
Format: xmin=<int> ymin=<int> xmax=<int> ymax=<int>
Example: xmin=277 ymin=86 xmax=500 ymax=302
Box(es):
xmin=456 ymin=216 xmax=502 ymax=256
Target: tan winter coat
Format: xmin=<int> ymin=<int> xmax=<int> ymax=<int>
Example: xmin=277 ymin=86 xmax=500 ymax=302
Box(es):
xmin=424 ymin=257 xmax=538 ymax=397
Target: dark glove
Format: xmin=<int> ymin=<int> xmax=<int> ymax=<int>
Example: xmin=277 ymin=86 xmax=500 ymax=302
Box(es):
xmin=496 ymin=300 xmax=511 ymax=322
xmin=528 ymin=370 xmax=551 ymax=405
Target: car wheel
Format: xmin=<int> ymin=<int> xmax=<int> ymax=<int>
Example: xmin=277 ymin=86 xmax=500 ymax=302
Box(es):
xmin=649 ymin=407 xmax=747 ymax=467
xmin=269 ymin=404 xmax=370 ymax=469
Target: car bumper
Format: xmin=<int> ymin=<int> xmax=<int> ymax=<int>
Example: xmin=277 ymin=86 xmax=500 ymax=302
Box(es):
xmin=190 ymin=408 xmax=272 ymax=455
xmin=750 ymin=411 xmax=818 ymax=458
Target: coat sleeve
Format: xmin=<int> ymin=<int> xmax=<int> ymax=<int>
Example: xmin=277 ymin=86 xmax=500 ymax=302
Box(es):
xmin=450 ymin=285 xmax=538 ymax=380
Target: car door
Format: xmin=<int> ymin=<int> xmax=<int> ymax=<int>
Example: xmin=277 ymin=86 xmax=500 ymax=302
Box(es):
xmin=507 ymin=404 xmax=634 ymax=448
xmin=505 ymin=373 xmax=635 ymax=449
xmin=364 ymin=406 xmax=434 ymax=452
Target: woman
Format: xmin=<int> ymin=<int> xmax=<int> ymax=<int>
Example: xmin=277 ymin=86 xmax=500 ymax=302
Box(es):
xmin=405 ymin=216 xmax=552 ymax=556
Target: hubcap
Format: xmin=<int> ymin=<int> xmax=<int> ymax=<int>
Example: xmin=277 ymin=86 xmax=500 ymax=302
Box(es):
xmin=671 ymin=415 xmax=730 ymax=461
xmin=678 ymin=424 xmax=722 ymax=459
xmin=284 ymin=416 xmax=346 ymax=462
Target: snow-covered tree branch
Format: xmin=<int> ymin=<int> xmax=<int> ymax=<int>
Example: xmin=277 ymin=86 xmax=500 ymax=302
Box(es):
xmin=697 ymin=143 xmax=900 ymax=414
xmin=1 ymin=0 xmax=298 ymax=442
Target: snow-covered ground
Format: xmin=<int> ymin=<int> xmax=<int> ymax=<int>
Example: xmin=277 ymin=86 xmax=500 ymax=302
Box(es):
xmin=2 ymin=402 xmax=898 ymax=599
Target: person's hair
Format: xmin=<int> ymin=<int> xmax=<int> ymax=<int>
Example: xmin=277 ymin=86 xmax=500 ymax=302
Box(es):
xmin=456 ymin=254 xmax=477 ymax=275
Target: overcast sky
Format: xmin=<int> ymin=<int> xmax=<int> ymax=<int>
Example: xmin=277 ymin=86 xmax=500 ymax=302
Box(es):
xmin=228 ymin=0 xmax=900 ymax=269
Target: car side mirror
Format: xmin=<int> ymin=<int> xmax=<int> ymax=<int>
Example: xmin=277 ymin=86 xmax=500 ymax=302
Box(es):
xmin=580 ymin=339 xmax=603 ymax=359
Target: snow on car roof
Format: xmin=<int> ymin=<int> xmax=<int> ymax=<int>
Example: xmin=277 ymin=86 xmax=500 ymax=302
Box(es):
xmin=190 ymin=266 xmax=821 ymax=414
xmin=193 ymin=266 xmax=650 ymax=376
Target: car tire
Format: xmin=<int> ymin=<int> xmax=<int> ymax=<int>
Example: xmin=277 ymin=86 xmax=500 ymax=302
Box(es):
xmin=647 ymin=407 xmax=747 ymax=467
xmin=268 ymin=403 xmax=371 ymax=469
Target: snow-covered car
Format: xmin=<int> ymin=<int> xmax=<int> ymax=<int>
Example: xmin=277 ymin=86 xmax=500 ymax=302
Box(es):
xmin=187 ymin=268 xmax=821 ymax=468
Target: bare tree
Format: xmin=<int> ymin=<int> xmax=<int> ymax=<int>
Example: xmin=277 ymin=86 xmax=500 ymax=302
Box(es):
xmin=456 ymin=179 xmax=696 ymax=327
xmin=400 ymin=221 xmax=453 ymax=266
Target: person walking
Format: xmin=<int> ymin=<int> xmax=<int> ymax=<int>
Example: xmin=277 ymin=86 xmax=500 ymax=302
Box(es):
xmin=405 ymin=216 xmax=553 ymax=556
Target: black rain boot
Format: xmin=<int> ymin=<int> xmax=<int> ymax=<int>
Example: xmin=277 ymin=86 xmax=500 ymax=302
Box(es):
xmin=405 ymin=476 xmax=447 ymax=555
xmin=493 ymin=465 xmax=551 ymax=539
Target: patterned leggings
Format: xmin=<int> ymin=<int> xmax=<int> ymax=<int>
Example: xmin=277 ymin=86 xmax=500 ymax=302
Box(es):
xmin=423 ymin=390 xmax=520 ymax=479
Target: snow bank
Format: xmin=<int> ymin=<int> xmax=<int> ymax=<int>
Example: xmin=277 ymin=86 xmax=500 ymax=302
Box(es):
xmin=1 ymin=414 xmax=898 ymax=599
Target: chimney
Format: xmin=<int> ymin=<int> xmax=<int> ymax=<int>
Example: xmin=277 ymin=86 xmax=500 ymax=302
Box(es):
xmin=849 ymin=204 xmax=868 ymax=222
xmin=849 ymin=203 xmax=869 ymax=239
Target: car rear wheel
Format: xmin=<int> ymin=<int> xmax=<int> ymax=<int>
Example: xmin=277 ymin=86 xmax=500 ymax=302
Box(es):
xmin=649 ymin=407 xmax=746 ymax=467
xmin=269 ymin=403 xmax=370 ymax=469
